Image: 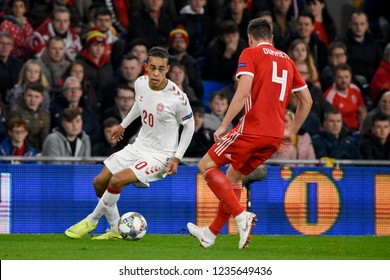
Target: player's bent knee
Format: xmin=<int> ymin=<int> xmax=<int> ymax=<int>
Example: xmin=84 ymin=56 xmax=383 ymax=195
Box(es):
xmin=109 ymin=175 xmax=127 ymax=191
xmin=198 ymin=154 xmax=216 ymax=174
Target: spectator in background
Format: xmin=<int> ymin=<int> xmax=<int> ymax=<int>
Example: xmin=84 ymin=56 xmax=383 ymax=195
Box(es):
xmin=324 ymin=63 xmax=367 ymax=132
xmin=29 ymin=6 xmax=82 ymax=61
xmin=271 ymin=109 xmax=316 ymax=164
xmin=295 ymin=61 xmax=333 ymax=122
xmin=204 ymin=91 xmax=233 ymax=132
xmin=127 ymin=38 xmax=149 ymax=75
xmin=175 ymin=0 xmax=214 ymax=58
xmin=115 ymin=55 xmax=142 ymax=90
xmin=128 ymin=0 xmax=172 ymax=48
xmin=50 ymin=76 xmax=101 ymax=145
xmin=0 ymin=118 xmax=36 ymax=159
xmin=312 ymin=107 xmax=361 ymax=159
xmin=42 ymin=107 xmax=91 ymax=162
xmin=101 ymin=84 xmax=141 ymax=146
xmin=84 ymin=2 xmax=105 ymax=30
xmin=288 ymin=38 xmax=321 ymax=89
xmin=28 ymin=0 xmax=82 ymax=33
xmin=104 ymin=54 xmax=142 ymax=110
xmin=370 ymin=43 xmax=390 ymax=103
xmin=0 ymin=31 xmax=23 ymax=103
xmin=294 ymin=11 xmax=328 ymax=71
xmin=202 ymin=20 xmax=247 ymax=84
xmin=216 ymin=73 xmax=237 ymax=104
xmin=26 ymin=1 xmax=54 ymax=29
xmin=72 ymin=0 xmax=93 ymax=30
xmin=92 ymin=117 xmax=125 ymax=157
xmin=288 ymin=91 xmax=323 ymax=136
xmin=88 ymin=6 xmax=125 ymax=70
xmin=168 ymin=25 xmax=204 ymax=99
xmin=60 ymin=61 xmax=98 ymax=116
xmin=99 ymin=0 xmax=135 ymax=34
xmin=216 ymin=0 xmax=252 ymax=40
xmin=120 ymin=55 xmax=143 ymax=87
xmin=51 ymin=0 xmax=82 ymax=33
xmin=184 ymin=101 xmax=214 ymax=158
xmin=76 ymin=30 xmax=114 ymax=114
xmin=204 ymin=0 xmax=225 ymax=20
xmin=343 ymin=9 xmax=382 ymax=84
xmin=8 ymin=82 xmax=50 ymax=152
xmin=0 ymin=100 xmax=7 ymax=142
xmin=305 ymin=0 xmax=337 ymax=47
xmin=256 ymin=10 xmax=274 ymax=32
xmin=6 ymin=59 xmax=50 ymax=111
xmin=36 ymin=36 xmax=70 ymax=88
xmin=360 ymin=112 xmax=390 ymax=160
xmin=251 ymin=0 xmax=272 ymax=17
xmin=168 ymin=62 xmax=198 ymax=103
xmin=361 ymin=90 xmax=390 ymax=135
xmin=0 ymin=0 xmax=34 ymax=61
xmin=320 ymin=41 xmax=348 ymax=92
xmin=270 ymin=0 xmax=298 ymax=51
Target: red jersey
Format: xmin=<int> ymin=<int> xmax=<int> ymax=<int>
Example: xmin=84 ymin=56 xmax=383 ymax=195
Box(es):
xmin=324 ymin=83 xmax=364 ymax=130
xmin=235 ymin=42 xmax=307 ymax=139
xmin=314 ymin=21 xmax=329 ymax=47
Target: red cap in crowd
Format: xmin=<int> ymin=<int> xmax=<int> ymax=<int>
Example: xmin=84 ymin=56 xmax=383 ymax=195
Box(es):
xmin=168 ymin=25 xmax=190 ymax=46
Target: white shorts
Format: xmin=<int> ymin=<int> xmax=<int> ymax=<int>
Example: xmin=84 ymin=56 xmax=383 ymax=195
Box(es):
xmin=104 ymin=145 xmax=170 ymax=187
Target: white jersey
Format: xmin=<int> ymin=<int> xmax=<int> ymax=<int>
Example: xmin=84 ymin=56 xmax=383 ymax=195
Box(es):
xmin=128 ymin=76 xmax=193 ymax=158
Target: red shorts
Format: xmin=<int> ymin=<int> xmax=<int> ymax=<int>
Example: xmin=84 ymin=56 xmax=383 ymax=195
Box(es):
xmin=208 ymin=128 xmax=282 ymax=176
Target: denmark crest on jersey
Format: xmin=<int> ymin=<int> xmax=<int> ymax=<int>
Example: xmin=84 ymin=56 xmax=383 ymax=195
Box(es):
xmin=157 ymin=103 xmax=164 ymax=112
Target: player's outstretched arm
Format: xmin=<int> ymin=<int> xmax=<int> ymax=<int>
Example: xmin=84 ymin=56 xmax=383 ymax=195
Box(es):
xmin=214 ymin=75 xmax=252 ymax=142
xmin=120 ymin=100 xmax=141 ymax=128
xmin=167 ymin=117 xmax=195 ymax=175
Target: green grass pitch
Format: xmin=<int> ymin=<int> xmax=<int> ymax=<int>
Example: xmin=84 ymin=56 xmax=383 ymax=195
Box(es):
xmin=1 ymin=234 xmax=390 ymax=260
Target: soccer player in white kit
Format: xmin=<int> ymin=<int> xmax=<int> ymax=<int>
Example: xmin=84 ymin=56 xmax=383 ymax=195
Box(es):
xmin=65 ymin=47 xmax=195 ymax=239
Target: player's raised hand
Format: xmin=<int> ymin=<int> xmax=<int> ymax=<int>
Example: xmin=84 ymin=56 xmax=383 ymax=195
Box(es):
xmin=166 ymin=157 xmax=180 ymax=176
xmin=111 ymin=124 xmax=125 ymax=141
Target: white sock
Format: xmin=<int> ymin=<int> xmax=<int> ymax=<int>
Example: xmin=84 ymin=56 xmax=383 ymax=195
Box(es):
xmin=88 ymin=190 xmax=120 ymax=224
xmin=105 ymin=203 xmax=120 ymax=232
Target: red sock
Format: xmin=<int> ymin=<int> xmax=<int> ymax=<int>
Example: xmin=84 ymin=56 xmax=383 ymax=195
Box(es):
xmin=107 ymin=185 xmax=121 ymax=194
xmin=209 ymin=185 xmax=242 ymax=235
xmin=203 ymin=168 xmax=243 ymax=217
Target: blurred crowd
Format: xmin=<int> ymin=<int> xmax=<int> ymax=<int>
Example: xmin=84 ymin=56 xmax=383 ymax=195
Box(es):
xmin=0 ymin=0 xmax=389 ymax=163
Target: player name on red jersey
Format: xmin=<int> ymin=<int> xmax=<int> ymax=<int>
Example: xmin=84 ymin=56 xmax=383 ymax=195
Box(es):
xmin=262 ymin=48 xmax=288 ymax=58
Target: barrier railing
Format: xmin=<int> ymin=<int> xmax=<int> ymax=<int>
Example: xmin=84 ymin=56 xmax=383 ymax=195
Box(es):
xmin=1 ymin=156 xmax=390 ymax=166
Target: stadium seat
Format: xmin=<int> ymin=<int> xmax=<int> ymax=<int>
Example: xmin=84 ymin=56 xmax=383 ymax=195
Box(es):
xmin=196 ymin=56 xmax=205 ymax=73
xmin=202 ymin=80 xmax=226 ymax=111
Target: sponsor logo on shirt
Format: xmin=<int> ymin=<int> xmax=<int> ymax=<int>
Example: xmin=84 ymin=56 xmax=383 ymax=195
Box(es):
xmin=238 ymin=62 xmax=247 ymax=68
xmin=182 ymin=112 xmax=193 ymax=121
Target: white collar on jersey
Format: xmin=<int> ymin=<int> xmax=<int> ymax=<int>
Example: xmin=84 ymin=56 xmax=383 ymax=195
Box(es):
xmin=257 ymin=42 xmax=273 ymax=46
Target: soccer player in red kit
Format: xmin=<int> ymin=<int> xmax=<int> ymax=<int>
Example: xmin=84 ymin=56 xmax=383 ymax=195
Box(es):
xmin=187 ymin=18 xmax=313 ymax=249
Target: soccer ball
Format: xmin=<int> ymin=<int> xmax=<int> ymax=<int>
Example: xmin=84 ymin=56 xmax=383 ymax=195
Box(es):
xmin=118 ymin=212 xmax=147 ymax=241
